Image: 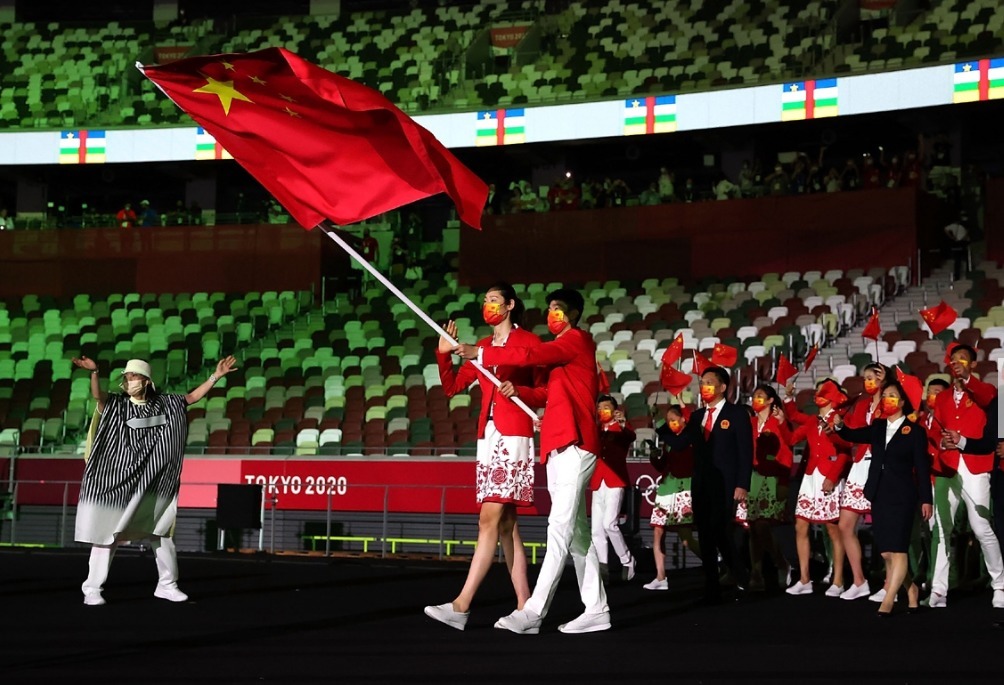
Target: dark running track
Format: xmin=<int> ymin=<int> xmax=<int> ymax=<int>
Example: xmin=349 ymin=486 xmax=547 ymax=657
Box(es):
xmin=1 ymin=549 xmax=1001 ymax=684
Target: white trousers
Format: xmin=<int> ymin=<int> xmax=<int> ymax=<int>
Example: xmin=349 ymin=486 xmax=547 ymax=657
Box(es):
xmin=930 ymin=460 xmax=1004 ymax=596
xmin=82 ymin=536 xmax=181 ymax=593
xmin=524 ymin=446 xmax=608 ymax=618
xmin=590 ymin=482 xmax=633 ymax=566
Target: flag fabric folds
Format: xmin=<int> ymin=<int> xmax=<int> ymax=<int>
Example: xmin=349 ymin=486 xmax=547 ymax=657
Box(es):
xmin=660 ymin=365 xmax=692 ymax=396
xmin=919 ymin=300 xmax=958 ymax=336
xmin=803 ymin=343 xmax=819 ymax=372
xmin=776 ymin=355 xmax=798 ymax=386
xmin=660 ymin=334 xmax=685 ymax=368
xmin=139 ymin=47 xmax=488 ymax=229
xmin=861 ymin=308 xmax=882 ymax=341
xmin=710 ymin=342 xmax=738 ymax=368
xmin=692 ymin=350 xmax=714 ymax=376
xmin=597 ymin=362 xmax=611 ymax=395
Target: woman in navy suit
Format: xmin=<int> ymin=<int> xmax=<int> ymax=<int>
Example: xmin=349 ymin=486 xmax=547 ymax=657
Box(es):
xmin=834 ymin=376 xmax=933 ymax=616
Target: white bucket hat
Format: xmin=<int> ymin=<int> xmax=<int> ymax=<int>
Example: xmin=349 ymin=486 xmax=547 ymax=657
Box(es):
xmin=122 ymin=359 xmax=154 ymax=389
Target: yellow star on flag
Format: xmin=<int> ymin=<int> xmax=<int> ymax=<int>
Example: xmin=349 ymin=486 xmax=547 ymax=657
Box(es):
xmin=250 ymin=75 xmax=266 ymax=85
xmin=284 ymin=106 xmax=301 ymax=117
xmin=222 ymin=61 xmax=236 ymax=71
xmin=193 ymin=76 xmax=253 ymax=115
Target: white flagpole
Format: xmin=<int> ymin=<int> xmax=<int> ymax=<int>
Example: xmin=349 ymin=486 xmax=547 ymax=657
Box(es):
xmin=320 ymin=224 xmax=538 ymax=422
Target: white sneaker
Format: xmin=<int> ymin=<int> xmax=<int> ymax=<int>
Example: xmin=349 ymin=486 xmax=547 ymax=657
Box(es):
xmin=494 ymin=609 xmax=541 ymax=635
xmin=824 ymin=584 xmax=843 ymax=598
xmin=923 ymin=591 xmax=947 ymax=608
xmin=840 ymin=582 xmax=871 ymax=601
xmin=992 ymin=589 xmax=1004 ymax=609
xmin=558 ymin=610 xmax=611 ymax=634
xmin=424 ymin=602 xmax=469 ymax=631
xmin=154 ymin=584 xmax=189 ymax=602
xmin=868 ymin=588 xmax=886 ymax=603
xmin=785 ymin=580 xmax=813 ymax=596
xmin=82 ymin=589 xmax=105 ymax=606
xmin=643 ymin=578 xmax=669 ymax=591
xmin=622 ymin=557 xmax=636 ymax=581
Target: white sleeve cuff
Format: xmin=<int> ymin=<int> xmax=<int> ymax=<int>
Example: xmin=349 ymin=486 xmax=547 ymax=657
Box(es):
xmin=957 ymin=436 xmax=967 ymax=451
xmin=476 ymin=347 xmax=484 ymax=364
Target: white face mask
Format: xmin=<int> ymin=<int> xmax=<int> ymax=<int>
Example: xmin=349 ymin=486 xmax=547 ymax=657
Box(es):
xmin=125 ymin=379 xmax=146 ymax=397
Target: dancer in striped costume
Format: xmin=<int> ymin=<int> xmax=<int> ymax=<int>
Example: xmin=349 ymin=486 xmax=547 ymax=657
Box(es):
xmin=71 ymin=355 xmax=238 ymax=606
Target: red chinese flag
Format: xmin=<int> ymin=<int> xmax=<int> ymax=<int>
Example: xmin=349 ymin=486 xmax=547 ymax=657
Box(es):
xmin=861 ymin=308 xmax=881 ymax=341
xmin=776 ymin=355 xmax=798 ymax=386
xmin=660 ymin=365 xmax=692 ymax=396
xmin=596 ymin=362 xmax=610 ymax=394
xmin=919 ymin=301 xmax=958 ymax=336
xmin=710 ymin=342 xmax=738 ymax=368
xmin=139 ymin=48 xmax=488 ymax=229
xmin=692 ymin=350 xmax=714 ymax=376
xmin=803 ymin=343 xmax=819 ymax=372
xmin=661 ymin=334 xmax=685 ymax=368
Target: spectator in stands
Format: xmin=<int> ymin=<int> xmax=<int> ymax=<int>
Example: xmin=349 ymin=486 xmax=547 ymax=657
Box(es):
xmin=455 ymin=288 xmax=610 ymax=634
xmin=138 ymin=199 xmax=159 ymax=227
xmin=944 ymin=214 xmax=970 ymax=280
xmin=861 ymin=153 xmax=884 ymax=190
xmin=790 ymin=158 xmax=809 ymax=194
xmin=548 ymin=176 xmax=580 ymax=211
xmin=680 ymin=177 xmax=697 ymax=203
xmin=0 ymin=207 xmax=12 ymax=230
xmin=188 ymin=201 xmax=203 ymax=226
xmin=657 ymin=167 xmax=675 ymax=202
xmin=713 ymin=174 xmax=738 ymax=200
xmin=425 ymin=284 xmax=546 ymax=631
xmin=825 ymin=167 xmax=841 ymax=193
xmin=71 ymin=354 xmax=238 ymax=606
xmin=115 ymin=202 xmax=137 ymax=228
xmin=485 ymin=183 xmax=503 ymax=215
xmin=739 ymin=161 xmax=760 ymax=198
xmin=590 ymin=395 xmax=637 ymax=582
xmin=360 ymin=228 xmax=379 ymax=264
xmin=389 ymin=236 xmax=407 ymax=283
xmin=764 ymin=164 xmax=790 ymax=196
xmin=884 ymin=155 xmax=903 ymax=189
xmin=638 ymin=182 xmax=661 ymax=206
xmin=168 ymin=200 xmax=189 ymax=225
xmin=645 ymin=405 xmax=700 ymax=591
xmin=900 ymin=149 xmax=924 ymax=189
xmin=579 ymin=179 xmax=596 ymax=209
xmin=608 ymin=179 xmax=630 ymax=207
xmin=806 ymin=163 xmax=825 ymax=193
xmin=659 ymin=367 xmax=753 ymax=604
xmin=840 ymin=158 xmax=861 ymax=191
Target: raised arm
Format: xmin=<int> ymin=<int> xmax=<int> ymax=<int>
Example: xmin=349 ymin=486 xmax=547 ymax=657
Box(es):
xmin=72 ymin=356 xmax=108 ymax=412
xmin=185 ymin=355 xmax=238 ymax=405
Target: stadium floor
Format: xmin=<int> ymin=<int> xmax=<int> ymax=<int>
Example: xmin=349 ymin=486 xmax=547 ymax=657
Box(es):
xmin=1 ymin=548 xmax=1002 ymax=684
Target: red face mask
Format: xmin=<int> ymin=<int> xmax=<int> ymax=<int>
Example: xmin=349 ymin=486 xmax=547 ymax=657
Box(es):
xmin=598 ymin=408 xmax=613 ymax=423
xmin=881 ymin=396 xmax=901 ymax=418
xmin=863 ymin=378 xmax=880 ymax=396
xmin=814 ymin=396 xmax=829 ymax=408
xmin=926 ymin=393 xmax=937 ymax=409
xmin=547 ymin=309 xmax=567 ymax=335
xmin=751 ymin=396 xmax=767 ymax=412
xmin=482 ymin=302 xmax=506 ymax=326
xmin=668 ymin=419 xmax=684 ymax=434
xmin=700 ymin=384 xmax=717 ymax=403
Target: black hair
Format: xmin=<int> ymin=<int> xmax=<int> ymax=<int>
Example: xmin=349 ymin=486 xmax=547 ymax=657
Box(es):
xmin=597 ymin=394 xmax=618 ymax=408
xmin=666 ymin=404 xmax=686 ymax=417
xmin=545 ymin=287 xmax=585 ymax=325
xmin=927 ymin=378 xmax=950 ymax=391
xmin=485 ymin=281 xmax=525 ymax=326
xmin=884 ymin=379 xmax=914 ymax=416
xmin=950 ymin=343 xmax=977 ymax=361
xmin=753 ymin=384 xmax=782 ymax=408
xmin=863 ymin=362 xmax=889 ymax=377
xmin=702 ymin=366 xmax=730 ymax=388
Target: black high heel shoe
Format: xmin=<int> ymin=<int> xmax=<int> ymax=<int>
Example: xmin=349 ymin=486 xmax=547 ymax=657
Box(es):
xmin=875 ymin=609 xmax=894 ymax=618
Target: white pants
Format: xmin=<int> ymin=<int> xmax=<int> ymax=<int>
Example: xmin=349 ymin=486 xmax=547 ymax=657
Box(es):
xmin=590 ymin=482 xmax=633 ymax=566
xmin=524 ymin=446 xmax=608 ymax=618
xmin=930 ymin=461 xmax=1004 ymax=596
xmin=82 ymin=536 xmax=181 ymax=594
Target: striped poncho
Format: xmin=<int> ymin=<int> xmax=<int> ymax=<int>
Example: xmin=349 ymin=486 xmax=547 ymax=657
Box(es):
xmin=75 ymin=393 xmax=189 ymax=545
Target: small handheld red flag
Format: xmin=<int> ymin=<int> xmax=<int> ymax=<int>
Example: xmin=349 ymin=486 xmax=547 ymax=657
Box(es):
xmin=861 ymin=308 xmax=882 ymax=341
xmin=139 ymin=47 xmax=488 ymax=229
xmin=692 ymin=350 xmax=714 ymax=376
xmin=919 ymin=301 xmax=958 ymax=336
xmin=710 ymin=342 xmax=738 ymax=368
xmin=660 ymin=365 xmax=692 ymax=396
xmin=597 ymin=362 xmax=611 ymax=395
xmin=803 ymin=343 xmax=819 ymax=372
xmin=777 ymin=355 xmax=798 ymax=386
xmin=661 ymin=334 xmax=685 ymax=368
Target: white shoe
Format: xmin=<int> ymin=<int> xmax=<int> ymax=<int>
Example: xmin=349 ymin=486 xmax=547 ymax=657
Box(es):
xmin=643 ymin=578 xmax=669 ymax=591
xmin=558 ymin=610 xmax=611 ymax=634
xmin=868 ymin=588 xmax=886 ymax=603
xmin=840 ymin=582 xmax=871 ymax=601
xmin=82 ymin=589 xmax=105 ymax=606
xmin=824 ymin=584 xmax=843 ymax=598
xmin=154 ymin=584 xmax=189 ymax=602
xmin=494 ymin=609 xmax=541 ymax=635
xmin=424 ymin=602 xmax=469 ymax=631
xmin=785 ymin=580 xmax=813 ymax=596
xmin=923 ymin=591 xmax=947 ymax=608
xmin=993 ymin=589 xmax=1004 ymax=609
xmin=622 ymin=557 xmax=636 ymax=581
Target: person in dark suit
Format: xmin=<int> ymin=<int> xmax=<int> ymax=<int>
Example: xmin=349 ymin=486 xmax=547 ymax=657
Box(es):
xmin=658 ymin=366 xmax=753 ymax=603
xmin=834 ymin=377 xmax=933 ymax=616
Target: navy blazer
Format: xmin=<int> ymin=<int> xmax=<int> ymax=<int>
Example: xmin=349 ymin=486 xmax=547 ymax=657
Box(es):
xmin=657 ymin=401 xmax=754 ymax=495
xmin=838 ymin=418 xmax=932 ymax=506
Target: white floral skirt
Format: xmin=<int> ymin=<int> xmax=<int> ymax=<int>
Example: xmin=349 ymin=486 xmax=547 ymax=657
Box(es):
xmin=651 ymin=490 xmax=693 ymax=527
xmin=475 ymin=421 xmax=534 ymax=507
xmin=839 ymin=457 xmax=872 ymax=514
xmin=794 ymin=471 xmax=844 ymax=523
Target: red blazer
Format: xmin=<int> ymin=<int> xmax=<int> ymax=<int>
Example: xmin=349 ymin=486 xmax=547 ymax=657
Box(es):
xmin=436 ymin=326 xmax=547 ymax=439
xmin=844 ymin=395 xmax=880 ymax=463
xmin=784 ymin=400 xmax=852 ymax=482
xmin=482 ymin=327 xmax=601 ymax=462
xmin=752 ymin=414 xmax=793 ymax=481
xmin=933 ymin=383 xmax=995 ymax=474
xmin=590 ymin=420 xmax=635 ymax=489
xmin=920 ymin=411 xmax=946 ymax=478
